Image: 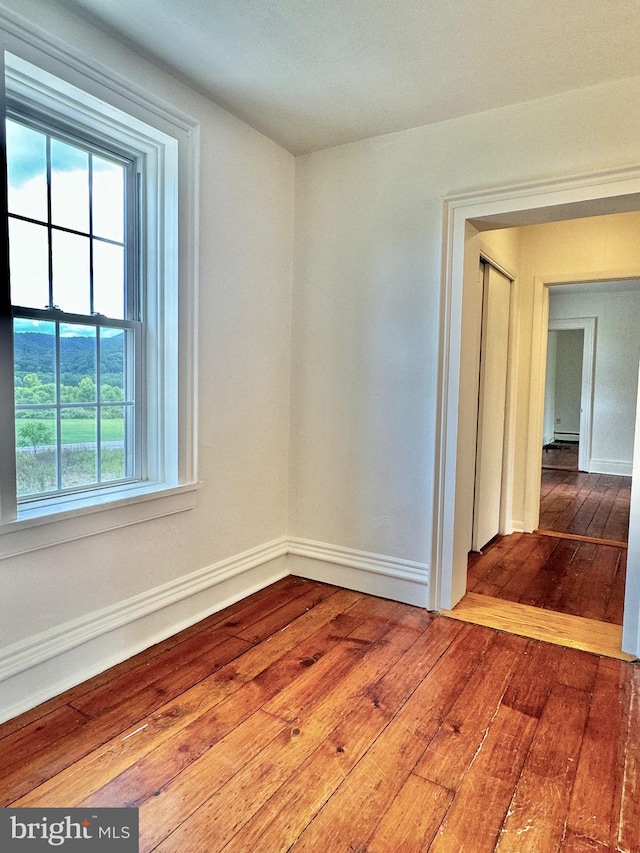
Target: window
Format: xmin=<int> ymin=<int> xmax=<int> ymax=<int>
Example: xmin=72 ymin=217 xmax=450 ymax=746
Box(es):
xmin=0 ymin=50 xmax=197 ymax=546
xmin=9 ymin=114 xmax=140 ymax=501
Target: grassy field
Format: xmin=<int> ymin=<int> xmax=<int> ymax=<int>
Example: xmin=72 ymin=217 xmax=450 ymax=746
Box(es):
xmin=15 ymin=418 xmax=125 ymax=444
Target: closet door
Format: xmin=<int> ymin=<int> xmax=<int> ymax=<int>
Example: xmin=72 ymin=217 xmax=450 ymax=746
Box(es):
xmin=472 ymin=262 xmax=511 ymax=551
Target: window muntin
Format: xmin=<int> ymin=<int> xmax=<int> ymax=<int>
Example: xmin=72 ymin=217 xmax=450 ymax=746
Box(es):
xmin=0 ymin=48 xmax=194 ymax=544
xmin=7 ymin=114 xmax=141 ymax=503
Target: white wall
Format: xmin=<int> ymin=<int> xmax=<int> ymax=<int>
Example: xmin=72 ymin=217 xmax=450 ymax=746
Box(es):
xmin=549 ymin=288 xmax=640 ymax=473
xmin=290 ymin=77 xmax=640 ymax=601
xmin=0 ymin=0 xmax=295 ymax=721
xmin=553 ymin=328 xmax=583 ymax=438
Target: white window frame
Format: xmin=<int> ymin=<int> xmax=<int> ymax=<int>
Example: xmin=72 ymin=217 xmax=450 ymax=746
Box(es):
xmin=0 ymin=38 xmax=198 ymax=559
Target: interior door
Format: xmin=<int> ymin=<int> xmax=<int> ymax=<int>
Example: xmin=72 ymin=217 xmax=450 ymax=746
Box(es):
xmin=472 ymin=262 xmax=511 ymax=551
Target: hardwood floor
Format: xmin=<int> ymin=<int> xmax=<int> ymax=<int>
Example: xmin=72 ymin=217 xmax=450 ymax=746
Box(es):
xmin=467 ymin=532 xmax=626 ymax=624
xmin=542 ymin=439 xmax=579 ymax=471
xmin=2 ymin=576 xmax=639 ymax=852
xmin=460 ymin=467 xmax=631 ymax=646
xmin=443 ymin=592 xmax=634 ymax=661
xmin=539 ymin=468 xmax=631 ymax=543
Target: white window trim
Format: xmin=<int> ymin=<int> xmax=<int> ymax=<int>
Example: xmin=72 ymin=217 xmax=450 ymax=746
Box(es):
xmin=0 ymin=22 xmax=199 ymax=560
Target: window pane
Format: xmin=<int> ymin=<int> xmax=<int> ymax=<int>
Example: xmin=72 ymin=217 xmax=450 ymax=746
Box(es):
xmin=51 ymin=138 xmax=89 ymax=232
xmin=93 ymin=157 xmax=125 ymax=242
xmin=52 ymin=231 xmax=90 ymax=314
xmin=100 ymin=328 xmax=125 ymax=401
xmin=15 ymin=409 xmax=58 ymax=498
xmin=9 ymin=219 xmax=49 ymax=309
xmin=14 ymin=318 xmax=56 ymax=401
xmin=61 ymin=407 xmax=97 ymax=489
xmin=6 ymin=119 xmax=47 ymax=221
xmin=101 ymin=405 xmax=126 ymax=481
xmin=94 ymin=241 xmax=124 ymax=318
xmin=60 ymin=324 xmax=96 ymax=401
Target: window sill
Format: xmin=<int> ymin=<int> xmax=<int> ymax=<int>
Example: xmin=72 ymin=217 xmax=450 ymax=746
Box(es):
xmin=0 ymin=482 xmax=199 ymax=560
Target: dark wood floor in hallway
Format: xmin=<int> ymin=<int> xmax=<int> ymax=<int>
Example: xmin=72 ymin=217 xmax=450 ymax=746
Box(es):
xmin=539 ymin=468 xmax=631 ymax=544
xmin=1 ymin=576 xmax=639 ymax=852
xmin=468 ymin=532 xmax=626 ymax=624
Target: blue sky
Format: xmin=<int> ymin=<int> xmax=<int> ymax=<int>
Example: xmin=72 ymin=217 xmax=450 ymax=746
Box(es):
xmin=7 ymin=120 xmax=85 ymax=185
xmin=6 ymin=119 xmax=113 ymax=186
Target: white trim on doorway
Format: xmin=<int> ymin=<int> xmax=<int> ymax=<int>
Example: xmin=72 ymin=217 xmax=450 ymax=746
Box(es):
xmin=546 ymin=317 xmax=596 ymax=475
xmin=433 ymin=164 xmax=640 ymax=659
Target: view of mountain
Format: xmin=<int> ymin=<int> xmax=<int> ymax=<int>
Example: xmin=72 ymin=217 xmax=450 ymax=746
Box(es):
xmin=14 ymin=331 xmax=125 ymax=388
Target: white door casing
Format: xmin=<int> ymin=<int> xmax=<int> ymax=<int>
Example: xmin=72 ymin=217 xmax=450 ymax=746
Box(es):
xmin=472 ymin=263 xmax=511 ymax=551
xmin=547 ymin=317 xmax=596 ymax=474
xmin=434 ymin=165 xmax=640 ymax=658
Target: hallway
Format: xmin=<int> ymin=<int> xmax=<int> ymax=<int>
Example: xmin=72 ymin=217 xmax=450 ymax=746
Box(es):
xmin=446 ymin=470 xmax=634 ymax=660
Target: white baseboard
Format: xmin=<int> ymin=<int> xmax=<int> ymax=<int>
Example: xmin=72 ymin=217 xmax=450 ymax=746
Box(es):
xmin=0 ymin=538 xmax=288 ymax=723
xmin=1 ymin=535 xmax=432 ymax=723
xmin=287 ymin=537 xmax=429 ymax=608
xmin=589 ymin=459 xmax=633 ymax=477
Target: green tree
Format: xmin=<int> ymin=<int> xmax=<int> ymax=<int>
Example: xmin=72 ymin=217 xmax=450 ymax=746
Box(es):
xmin=22 ymin=372 xmax=42 ymax=387
xmin=18 ymin=422 xmax=54 ymax=456
xmin=78 ymin=376 xmax=96 ymax=402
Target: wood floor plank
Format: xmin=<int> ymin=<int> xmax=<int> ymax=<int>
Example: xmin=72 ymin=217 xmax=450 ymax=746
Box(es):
xmin=567 ymin=658 xmax=627 ymax=847
xmin=494 ymin=636 xmax=563 ymax=719
xmin=467 ymin=533 xmax=524 ymax=590
xmin=429 ymin=703 xmax=538 ymax=852
xmin=287 ymin=623 xmax=497 ymax=853
xmin=364 ymin=774 xmax=453 ymax=853
xmin=515 ymin=537 xmax=581 ymax=609
xmin=3 ymin=577 xmax=638 ymax=852
xmin=535 ymin=529 xmax=627 ymax=548
xmin=69 ymin=627 xmax=244 ymax=718
xmin=495 ymin=682 xmax=591 ymax=852
xmin=261 ymin=597 xmax=425 ymax=722
xmin=86 ymin=603 xmax=381 ymax=833
xmin=150 ymin=608 xmax=445 ymax=853
xmin=496 ymin=537 xmax=562 ymax=602
xmin=472 ymin=535 xmax=558 ymax=598
xmin=227 ymin=582 xmax=339 ymax=644
xmin=217 ymin=618 xmax=467 ymax=853
xmin=555 ymin=646 xmax=599 ymax=693
xmin=413 ymin=631 xmax=527 ymax=789
xmin=0 ymin=704 xmax=88 ymax=773
xmin=442 ymin=593 xmax=636 ymax=661
xmin=577 ymin=545 xmax=622 ymax=622
xmin=9 ymin=637 xmax=248 ymax=807
xmin=604 ymin=550 xmax=626 ymax=625
xmin=138 ymin=707 xmax=289 ymax=852
xmin=561 ymin=829 xmax=613 ymax=851
xmin=217 ymin=691 xmax=395 ymax=853
xmin=617 ymin=666 xmax=640 ymax=853
xmin=539 ymin=469 xmax=630 ymax=544
xmin=14 ymin=592 xmax=368 ymax=809
xmin=0 ymin=575 xmax=307 ymax=741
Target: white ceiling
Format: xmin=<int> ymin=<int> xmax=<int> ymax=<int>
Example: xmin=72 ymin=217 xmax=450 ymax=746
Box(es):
xmin=58 ymin=0 xmax=640 ymax=155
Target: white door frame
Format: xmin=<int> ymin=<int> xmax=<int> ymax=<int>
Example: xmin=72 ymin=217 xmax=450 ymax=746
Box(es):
xmin=432 ymin=165 xmax=640 ymax=658
xmin=546 ymin=318 xmax=596 ymax=474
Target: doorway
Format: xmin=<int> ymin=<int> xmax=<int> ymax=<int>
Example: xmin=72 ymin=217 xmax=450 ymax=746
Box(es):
xmin=467 ymin=275 xmax=632 ymax=651
xmin=433 ymin=170 xmax=640 ymax=659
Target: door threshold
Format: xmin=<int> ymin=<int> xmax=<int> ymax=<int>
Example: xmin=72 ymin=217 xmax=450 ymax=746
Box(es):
xmin=442 ymin=592 xmax=636 ymax=662
xmin=535 ymin=528 xmax=627 ymax=549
